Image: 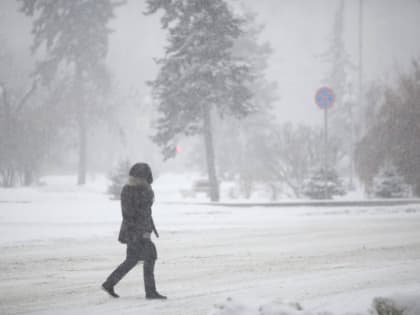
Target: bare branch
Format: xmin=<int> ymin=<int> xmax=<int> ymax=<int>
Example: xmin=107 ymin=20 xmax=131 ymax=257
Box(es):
xmin=14 ymin=79 xmax=38 ymax=114
xmin=112 ymin=0 xmax=127 ymax=6
xmin=0 ymin=81 xmax=11 ymax=115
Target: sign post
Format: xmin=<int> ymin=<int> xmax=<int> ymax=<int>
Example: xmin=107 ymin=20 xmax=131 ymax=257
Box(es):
xmin=315 ymin=87 xmax=335 ymax=198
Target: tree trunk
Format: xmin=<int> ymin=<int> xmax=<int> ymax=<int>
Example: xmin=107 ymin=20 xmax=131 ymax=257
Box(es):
xmin=202 ymin=105 xmax=219 ymax=202
xmin=270 ymin=183 xmax=278 ymax=201
xmin=241 ymin=179 xmax=252 ymax=199
xmin=1 ymin=84 xmax=16 ymax=187
xmin=77 ymin=108 xmax=87 ymax=185
xmin=415 ymin=179 xmax=420 ymax=198
xmin=2 ymin=168 xmax=15 ymax=188
xmin=23 ymin=167 xmax=34 ymax=186
xmin=75 ymin=68 xmax=87 ymax=185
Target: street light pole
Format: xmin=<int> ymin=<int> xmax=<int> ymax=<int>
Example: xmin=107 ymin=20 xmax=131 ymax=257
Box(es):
xmin=358 ymin=0 xmax=364 ymax=116
xmin=324 ymin=107 xmax=329 ymax=199
xmin=324 ymin=108 xmax=328 ymax=170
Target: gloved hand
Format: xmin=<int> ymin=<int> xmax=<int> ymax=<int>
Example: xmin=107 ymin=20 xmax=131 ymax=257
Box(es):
xmin=142 ymin=232 xmax=151 ymax=239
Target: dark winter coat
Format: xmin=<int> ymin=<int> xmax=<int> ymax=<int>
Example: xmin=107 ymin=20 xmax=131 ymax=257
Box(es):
xmin=118 ymin=177 xmax=155 ymax=244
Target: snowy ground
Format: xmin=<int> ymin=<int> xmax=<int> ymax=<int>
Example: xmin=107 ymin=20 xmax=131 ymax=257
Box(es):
xmin=0 ymin=176 xmax=420 ymax=315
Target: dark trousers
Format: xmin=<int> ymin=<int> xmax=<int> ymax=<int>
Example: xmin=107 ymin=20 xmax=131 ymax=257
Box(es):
xmin=104 ymin=240 xmax=157 ymax=294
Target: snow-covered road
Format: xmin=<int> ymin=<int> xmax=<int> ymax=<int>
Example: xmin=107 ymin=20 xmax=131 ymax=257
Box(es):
xmin=1 ymin=186 xmax=420 ymax=314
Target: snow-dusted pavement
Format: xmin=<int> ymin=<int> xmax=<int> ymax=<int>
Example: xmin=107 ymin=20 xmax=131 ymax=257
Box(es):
xmin=1 ymin=183 xmax=420 ymax=314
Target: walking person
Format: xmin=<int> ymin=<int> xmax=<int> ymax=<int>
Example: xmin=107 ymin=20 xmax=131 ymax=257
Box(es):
xmin=102 ymin=163 xmax=167 ymax=300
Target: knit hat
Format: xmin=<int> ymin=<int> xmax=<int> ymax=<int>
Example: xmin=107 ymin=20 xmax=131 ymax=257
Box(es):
xmin=129 ymin=163 xmax=153 ymax=184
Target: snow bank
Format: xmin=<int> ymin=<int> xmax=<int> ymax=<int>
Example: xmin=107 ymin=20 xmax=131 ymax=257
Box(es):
xmin=208 ymin=295 xmax=420 ymax=315
xmin=208 ymin=297 xmax=337 ymax=315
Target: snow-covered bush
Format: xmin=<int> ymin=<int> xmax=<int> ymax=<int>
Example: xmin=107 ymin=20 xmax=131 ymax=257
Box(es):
xmin=372 ymin=166 xmax=408 ymax=198
xmin=301 ymin=168 xmax=346 ymax=199
xmin=370 ymin=295 xmax=420 ymax=315
xmin=208 ymin=294 xmax=420 ymax=315
xmin=208 ymin=297 xmax=306 ymax=315
xmin=209 ymin=297 xmax=247 ymax=315
xmin=372 ymin=297 xmax=404 ymax=315
xmin=107 ymin=160 xmax=130 ymax=200
xmin=258 ymin=298 xmax=305 ymax=315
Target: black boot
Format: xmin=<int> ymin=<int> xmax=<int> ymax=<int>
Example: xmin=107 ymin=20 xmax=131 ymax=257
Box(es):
xmin=144 ymin=259 xmax=166 ymax=300
xmin=102 ymin=282 xmax=119 ymax=298
xmin=146 ymin=291 xmax=167 ymax=300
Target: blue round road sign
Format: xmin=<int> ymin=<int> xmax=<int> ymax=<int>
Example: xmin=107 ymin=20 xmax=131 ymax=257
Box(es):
xmin=315 ymin=87 xmax=335 ymax=109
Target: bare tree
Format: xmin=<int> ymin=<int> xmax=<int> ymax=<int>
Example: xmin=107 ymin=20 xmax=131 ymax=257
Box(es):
xmin=20 ymin=0 xmax=121 ymax=185
xmin=356 ymin=60 xmax=420 ymax=196
xmin=0 ymin=38 xmax=39 ymax=186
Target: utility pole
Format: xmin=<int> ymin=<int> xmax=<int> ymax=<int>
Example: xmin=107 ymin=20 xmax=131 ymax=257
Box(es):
xmin=358 ymin=0 xmax=364 ymax=119
xmin=349 ymin=97 xmax=355 ymax=189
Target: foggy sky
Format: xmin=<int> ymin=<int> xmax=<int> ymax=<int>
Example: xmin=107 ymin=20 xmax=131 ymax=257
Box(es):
xmin=2 ymin=0 xmax=420 ymax=125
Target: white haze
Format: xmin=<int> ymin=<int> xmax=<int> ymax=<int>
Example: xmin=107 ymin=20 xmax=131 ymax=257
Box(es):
xmin=2 ymin=0 xmax=420 ymax=126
